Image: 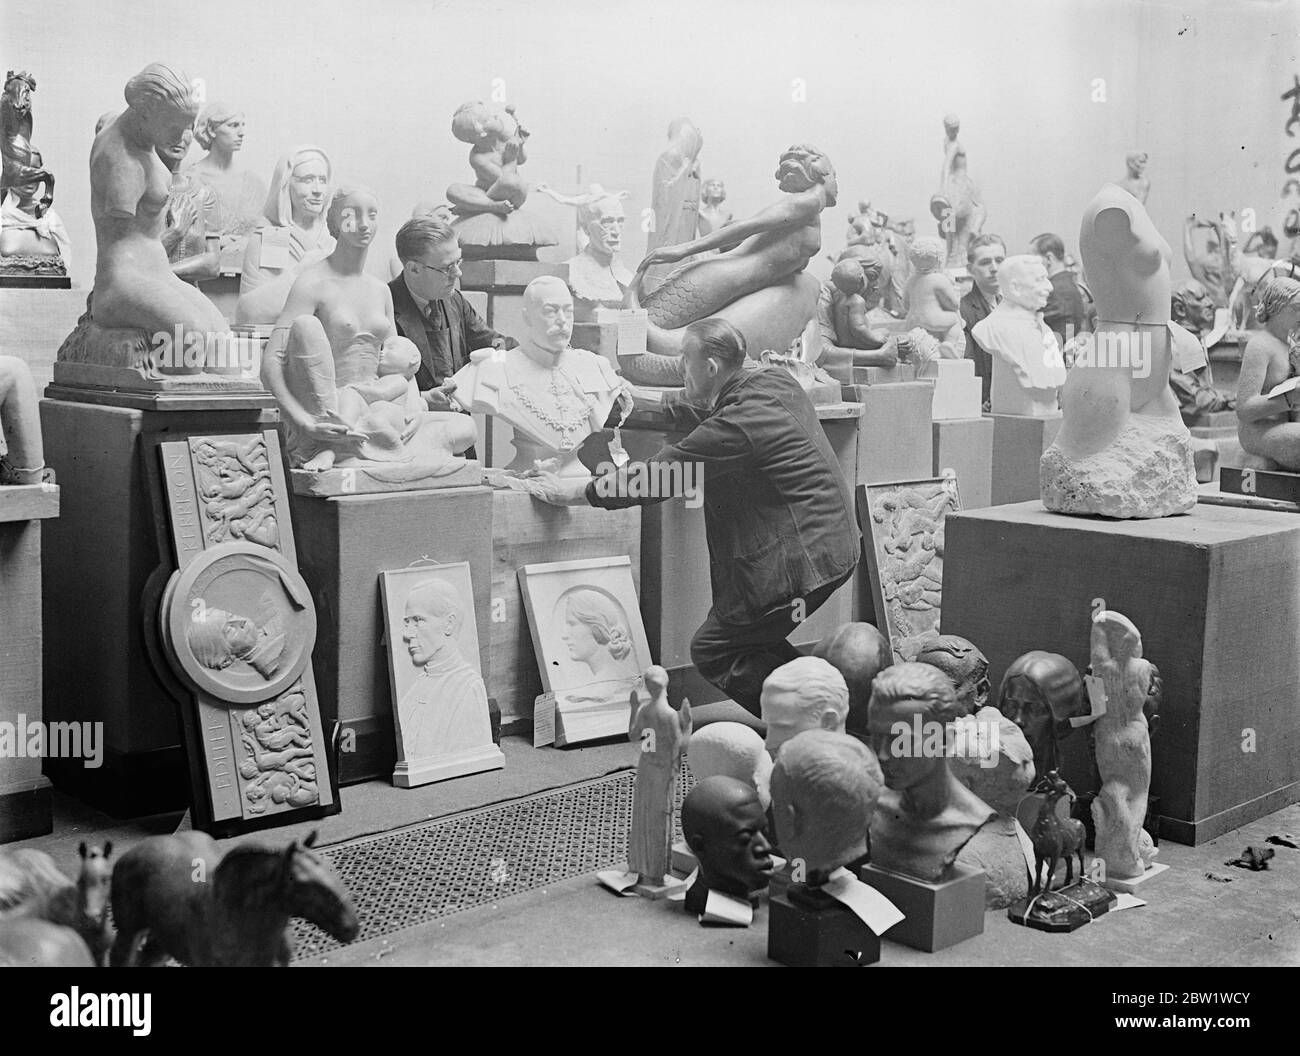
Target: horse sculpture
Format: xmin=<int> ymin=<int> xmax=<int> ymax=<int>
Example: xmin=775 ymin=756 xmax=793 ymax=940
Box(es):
xmin=1029 ymin=771 xmax=1086 ymax=895
xmin=110 ymin=830 xmax=358 ymax=967
xmin=0 ymin=841 xmax=114 ymax=966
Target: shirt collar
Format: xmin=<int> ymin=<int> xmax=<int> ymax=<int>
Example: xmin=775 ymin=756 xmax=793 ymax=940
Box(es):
xmin=403 ymin=274 xmax=438 ymax=317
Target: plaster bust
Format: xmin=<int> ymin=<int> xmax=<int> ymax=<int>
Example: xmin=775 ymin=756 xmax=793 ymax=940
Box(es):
xmin=698 ymin=178 xmax=732 ymax=236
xmin=183 ymin=102 xmax=267 ymax=268
xmin=812 ymin=622 xmax=892 ymax=745
xmin=687 ymin=722 xmax=773 ymax=809
xmin=1118 ymin=151 xmax=1150 ymax=204
xmin=913 ymin=634 xmax=989 ymax=718
xmin=449 ymin=275 xmax=629 ymax=476
xmin=760 ymin=655 xmax=849 ymax=756
xmin=770 ymin=729 xmax=884 ymax=884
xmin=681 ymin=775 xmax=774 ymax=914
xmin=998 ymin=650 xmax=1087 ymax=781
xmin=866 ymin=663 xmax=997 ymax=882
xmin=972 ymin=254 xmax=1065 ymax=415
xmin=534 ymin=184 xmax=632 ymax=319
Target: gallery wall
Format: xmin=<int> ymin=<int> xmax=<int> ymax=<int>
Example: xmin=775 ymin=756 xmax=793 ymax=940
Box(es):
xmin=3 ymin=0 xmax=1297 ymax=295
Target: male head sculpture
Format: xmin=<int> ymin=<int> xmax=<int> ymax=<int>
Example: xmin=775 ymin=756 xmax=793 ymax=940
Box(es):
xmin=770 ymin=730 xmax=883 ymax=882
xmin=577 ymin=191 xmax=626 ymax=264
xmin=403 ymin=579 xmax=467 ymax=669
xmin=520 ymin=275 xmax=574 ymax=358
xmin=1170 ymin=279 xmax=1215 ymax=336
xmin=688 ymin=722 xmax=772 ymax=809
xmin=998 ymin=255 xmax=1053 ymax=313
xmin=1126 ymin=152 xmax=1148 ymax=177
xmin=866 ymin=662 xmax=958 ymax=792
xmin=812 ymin=622 xmax=891 ymax=743
xmin=760 ymin=655 xmax=850 ymax=756
xmin=914 ymin=634 xmax=989 ymax=717
xmin=702 ymin=178 xmax=726 ymax=206
xmin=681 ymin=775 xmax=774 ymax=907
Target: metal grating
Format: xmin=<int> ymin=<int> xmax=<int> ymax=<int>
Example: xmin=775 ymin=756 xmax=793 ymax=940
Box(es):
xmin=290 ymin=763 xmax=694 ymax=961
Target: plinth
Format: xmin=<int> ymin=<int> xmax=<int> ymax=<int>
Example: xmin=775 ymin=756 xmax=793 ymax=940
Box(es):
xmin=933 ymin=416 xmax=993 ymax=509
xmin=988 ymin=412 xmax=1061 ymax=505
xmin=942 ymin=500 xmax=1300 ymax=843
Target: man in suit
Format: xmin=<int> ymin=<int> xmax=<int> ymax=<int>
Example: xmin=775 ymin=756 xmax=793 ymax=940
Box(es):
xmin=960 ymin=233 xmax=1006 ymax=410
xmin=389 ymin=217 xmax=515 ymax=416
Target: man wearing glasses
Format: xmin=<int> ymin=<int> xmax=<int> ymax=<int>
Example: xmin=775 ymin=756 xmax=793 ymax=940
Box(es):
xmin=390 ymin=217 xmax=515 ymax=417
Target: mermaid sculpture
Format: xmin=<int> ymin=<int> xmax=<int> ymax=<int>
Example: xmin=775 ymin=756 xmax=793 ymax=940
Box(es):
xmin=621 ymin=144 xmax=837 ymax=385
xmin=444 ymin=101 xmax=555 ymax=261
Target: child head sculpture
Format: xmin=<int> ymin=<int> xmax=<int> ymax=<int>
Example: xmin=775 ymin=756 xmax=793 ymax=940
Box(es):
xmin=760 ymin=656 xmax=850 ymax=755
xmin=451 ymin=100 xmax=516 ymax=145
xmin=831 ymin=258 xmax=867 ymax=296
xmin=908 ymin=236 xmax=946 ymax=275
xmin=770 ymin=729 xmax=884 ymax=880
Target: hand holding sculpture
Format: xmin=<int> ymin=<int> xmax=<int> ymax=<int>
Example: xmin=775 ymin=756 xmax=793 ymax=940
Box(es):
xmin=681 ymin=776 xmax=774 ymax=913
xmin=760 ymin=655 xmax=849 ymax=756
xmin=867 ymin=663 xmax=997 ymax=882
xmin=770 ymin=729 xmax=884 ymax=884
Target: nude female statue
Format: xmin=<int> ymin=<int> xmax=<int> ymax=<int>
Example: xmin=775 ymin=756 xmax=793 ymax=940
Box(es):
xmin=261 ymin=186 xmax=475 ymax=473
xmin=84 ymin=64 xmax=227 ymax=346
xmin=621 ymin=144 xmax=837 ymax=383
xmin=1235 ymin=274 xmax=1300 ymax=469
xmin=934 ymin=114 xmax=986 ymax=269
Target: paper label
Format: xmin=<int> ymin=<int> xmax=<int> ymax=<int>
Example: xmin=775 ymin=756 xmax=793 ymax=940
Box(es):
xmin=824 ymin=867 xmax=905 ymax=935
xmin=532 ymin=691 xmax=556 ymax=747
xmin=1071 ymin=675 xmax=1108 ymax=727
xmin=1266 ymin=375 xmax=1300 ymax=401
xmin=1111 ymin=892 xmax=1147 ymax=912
xmin=1168 ymin=321 xmax=1209 ymax=373
xmin=616 ymin=309 xmax=648 ymax=358
xmin=1013 ymin=818 xmax=1037 ymax=875
xmin=596 ymin=870 xmax=639 ymax=896
xmin=701 ymin=889 xmax=754 ymax=926
xmin=609 ymin=427 xmax=629 ymax=468
xmin=259 ymin=227 xmax=294 ymax=271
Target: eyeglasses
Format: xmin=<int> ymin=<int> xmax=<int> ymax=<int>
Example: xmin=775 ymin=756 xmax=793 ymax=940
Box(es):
xmin=413 ymin=258 xmax=463 ymax=278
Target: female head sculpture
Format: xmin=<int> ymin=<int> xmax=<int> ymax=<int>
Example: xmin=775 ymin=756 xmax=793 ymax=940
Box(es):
xmin=262 ymin=145 xmax=332 ymax=228
xmin=187 ymin=607 xmax=258 ymax=671
xmin=560 ymin=589 xmax=633 ymax=669
xmin=193 ymin=101 xmax=242 ymax=152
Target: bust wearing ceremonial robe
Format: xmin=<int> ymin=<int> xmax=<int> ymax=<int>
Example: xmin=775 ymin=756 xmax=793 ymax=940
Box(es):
xmin=973 ymin=254 xmax=1065 ymax=415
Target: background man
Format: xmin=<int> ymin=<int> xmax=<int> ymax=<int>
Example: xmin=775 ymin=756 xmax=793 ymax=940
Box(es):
xmin=960 ymin=233 xmax=1006 ymax=409
xmin=1031 ymin=232 xmax=1090 ymax=346
xmin=390 ymin=217 xmax=515 ymax=420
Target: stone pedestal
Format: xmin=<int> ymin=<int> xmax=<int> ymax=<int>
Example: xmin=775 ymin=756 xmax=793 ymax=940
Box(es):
xmin=39 ymin=393 xmax=277 ymax=815
xmin=919 ymin=358 xmax=982 ymax=420
xmin=768 ymin=889 xmax=881 ymax=967
xmin=933 ymin=416 xmax=993 ymax=510
xmin=988 ymin=412 xmax=1061 ymax=505
xmin=0 ymin=484 xmax=59 ymax=843
xmin=845 ymin=382 xmax=934 ymax=485
xmin=292 ymin=486 xmax=494 ymax=784
xmin=859 ymin=862 xmax=986 ymax=952
xmin=942 ymin=501 xmax=1300 ymax=843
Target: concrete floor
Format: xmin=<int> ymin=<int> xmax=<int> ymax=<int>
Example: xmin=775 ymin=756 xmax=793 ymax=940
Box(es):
xmin=310 ymin=801 xmax=1300 ymax=968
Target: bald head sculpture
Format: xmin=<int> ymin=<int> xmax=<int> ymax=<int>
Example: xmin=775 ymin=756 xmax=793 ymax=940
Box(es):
xmin=688 ymin=722 xmax=772 ymax=809
xmin=813 ymin=623 xmax=892 ymax=742
xmin=681 ymin=775 xmax=773 ymax=913
xmin=769 ymin=730 xmax=884 ymax=882
xmin=403 ymin=579 xmax=468 ymax=669
xmin=521 ymin=275 xmax=574 ymax=357
xmin=761 ymin=656 xmax=850 ymax=756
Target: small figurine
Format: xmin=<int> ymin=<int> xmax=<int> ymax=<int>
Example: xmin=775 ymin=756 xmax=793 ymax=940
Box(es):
xmin=627 ymin=666 xmax=692 ymax=894
xmin=760 ymin=655 xmax=850 ymax=756
xmin=444 ymin=101 xmax=555 ymax=260
xmin=109 ymin=830 xmax=358 ymax=966
xmin=934 ymin=114 xmax=986 ymax=268
xmin=1235 ymin=275 xmax=1300 ymax=469
xmin=681 ymin=775 xmax=774 ymax=921
xmin=1117 ymin=151 xmax=1150 ymax=204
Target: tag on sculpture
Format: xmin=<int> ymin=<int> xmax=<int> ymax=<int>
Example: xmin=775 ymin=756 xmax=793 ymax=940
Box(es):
xmin=616 ymin=309 xmax=648 ymax=358
xmin=533 ymin=690 xmax=556 ymax=747
xmin=823 ymin=867 xmax=905 ymax=935
xmin=701 ymin=889 xmax=754 ymax=926
xmin=1266 ymin=375 xmax=1300 ymax=401
xmin=1071 ymin=675 xmax=1109 ymax=727
xmin=1111 ymin=892 xmax=1147 ymax=912
xmin=1168 ymin=321 xmax=1208 ymax=373
xmin=260 ymin=227 xmax=294 ymax=271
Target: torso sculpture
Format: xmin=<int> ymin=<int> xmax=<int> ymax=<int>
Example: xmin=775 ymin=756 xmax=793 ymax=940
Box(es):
xmin=444 ymin=101 xmax=555 ymax=260
xmin=262 ymin=186 xmax=478 ymax=480
xmin=934 ymin=114 xmax=986 ymax=269
xmin=109 ymin=830 xmax=357 ymax=966
xmin=1040 ymin=185 xmax=1198 ymax=518
xmin=627 ymin=666 xmax=691 ymax=887
xmin=621 ymin=145 xmax=836 ymax=383
xmin=1088 ymin=611 xmax=1158 ymax=880
xmin=0 ymin=70 xmax=70 ymax=277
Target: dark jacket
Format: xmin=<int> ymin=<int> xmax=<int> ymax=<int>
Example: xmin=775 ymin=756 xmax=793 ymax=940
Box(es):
xmin=1042 ymin=270 xmax=1089 ymax=345
xmin=388 ymin=275 xmax=514 ymax=391
xmin=587 ymin=366 xmax=860 ymax=624
xmin=960 ymin=285 xmax=995 ymax=405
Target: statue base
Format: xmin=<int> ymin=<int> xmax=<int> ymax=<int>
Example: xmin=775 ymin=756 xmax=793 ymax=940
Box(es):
xmin=53 ymin=361 xmax=262 ymax=395
xmin=0 ymin=273 xmax=71 ymax=289
xmin=858 ymin=862 xmax=986 ymax=952
xmin=0 ymin=253 xmax=70 ymax=288
xmin=768 ymin=886 xmax=881 ymax=967
xmin=989 ymin=412 xmax=1062 ymax=505
xmin=844 ymin=382 xmax=934 ymax=485
xmin=671 ymin=839 xmax=698 ymax=876
xmin=290 ymin=459 xmax=482 ymax=497
xmin=933 ymin=417 xmax=992 ymax=509
xmin=919 ymin=358 xmax=982 ymax=420
xmin=392 ymin=742 xmax=505 ymax=789
xmin=1220 ymin=466 xmax=1300 ymax=504
xmin=1007 ymin=877 xmax=1116 ymax=932
xmin=1102 ymin=861 xmax=1169 ymax=893
xmin=0 ymin=483 xmax=60 ymax=844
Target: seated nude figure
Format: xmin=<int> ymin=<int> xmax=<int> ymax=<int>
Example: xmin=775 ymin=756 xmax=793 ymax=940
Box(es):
xmin=902 ymin=235 xmax=965 ymax=358
xmin=78 ymin=64 xmax=228 ymax=369
xmin=622 ymin=144 xmax=837 ymax=383
xmin=262 ymin=186 xmax=476 ymax=473
xmin=1235 ymin=274 xmax=1300 ymax=469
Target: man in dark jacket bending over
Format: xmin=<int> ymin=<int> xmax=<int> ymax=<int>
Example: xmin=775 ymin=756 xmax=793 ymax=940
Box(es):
xmin=533 ymin=318 xmax=860 ymax=716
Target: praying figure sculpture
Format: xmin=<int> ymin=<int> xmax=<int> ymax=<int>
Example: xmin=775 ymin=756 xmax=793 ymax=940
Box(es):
xmin=1089 ymin=611 xmax=1158 ymax=880
xmin=183 ymin=102 xmax=267 ymax=273
xmin=1 ymin=70 xmax=70 ymax=281
xmin=450 ymin=276 xmax=630 ymax=477
xmin=0 ymin=355 xmax=48 ymax=485
xmin=55 ymin=63 xmax=232 ymax=380
xmin=444 ymin=101 xmax=555 ymax=260
xmin=1040 ymin=185 xmax=1198 ymax=518
xmin=932 ymin=114 xmax=986 ymax=269
xmin=973 ymin=254 xmax=1066 ymax=415
xmin=643 ymin=117 xmax=703 ymax=290
xmin=867 ymin=663 xmax=997 ymax=882
xmin=1117 ymin=152 xmax=1150 ymax=204
xmin=621 ymin=145 xmax=836 ymax=384
xmin=236 ymin=145 xmax=335 ymax=325
xmin=533 ymin=184 xmax=632 ymax=320
xmin=261 ymin=186 xmax=479 ymax=484
xmin=627 ymin=666 xmax=692 ymax=891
